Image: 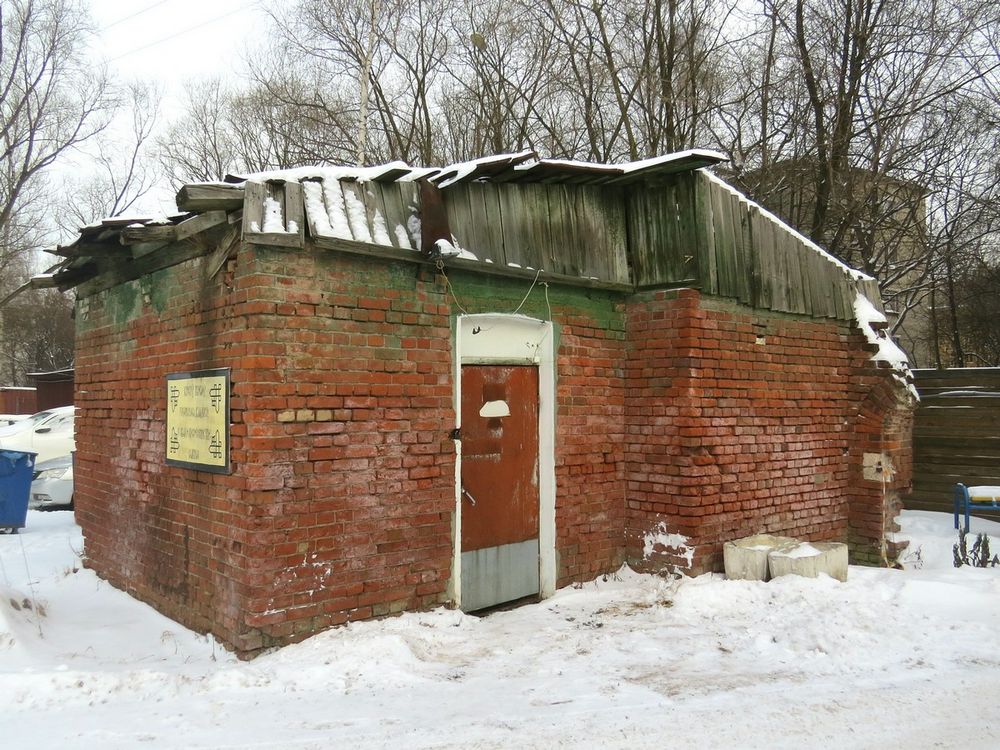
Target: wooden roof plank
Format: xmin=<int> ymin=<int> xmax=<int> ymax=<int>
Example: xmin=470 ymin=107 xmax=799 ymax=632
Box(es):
xmin=242 ymin=181 xmax=266 ymax=238
xmin=176 ymin=210 xmax=228 ymax=241
xmin=282 ymin=182 xmax=306 ymax=246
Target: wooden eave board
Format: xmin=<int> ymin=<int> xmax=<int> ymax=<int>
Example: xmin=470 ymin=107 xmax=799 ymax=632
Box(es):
xmin=497 ymin=182 xmax=534 ymax=270
xmin=373 ymin=167 xmax=419 ymax=183
xmin=432 ymin=152 xmax=536 ymax=188
xmin=728 ymin=190 xmax=753 ymax=305
xmin=626 ymin=178 xmax=701 ymax=288
xmin=522 ymin=183 xmax=554 ymax=273
xmin=491 ymin=162 xmax=625 ymax=184
xmin=710 ymin=177 xmax=738 ymax=300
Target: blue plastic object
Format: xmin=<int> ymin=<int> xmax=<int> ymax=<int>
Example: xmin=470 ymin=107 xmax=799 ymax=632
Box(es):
xmin=954 ymin=483 xmax=1000 ymax=533
xmin=0 ymin=449 xmax=37 ymax=533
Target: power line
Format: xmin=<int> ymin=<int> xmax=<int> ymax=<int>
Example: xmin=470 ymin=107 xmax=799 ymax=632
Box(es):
xmin=108 ymin=7 xmax=248 ymax=63
xmin=104 ymin=0 xmax=171 ymax=31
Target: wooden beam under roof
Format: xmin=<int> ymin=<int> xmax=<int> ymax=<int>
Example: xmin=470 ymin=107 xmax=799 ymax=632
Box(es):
xmin=50 ymin=241 xmax=132 ymax=259
xmin=176 ymin=183 xmax=245 ymax=212
xmin=120 ymin=224 xmax=177 ymax=244
xmin=117 ymin=210 xmax=228 ymax=246
xmin=54 ymin=262 xmax=100 ymax=291
xmin=74 ymin=240 xmax=210 ymax=298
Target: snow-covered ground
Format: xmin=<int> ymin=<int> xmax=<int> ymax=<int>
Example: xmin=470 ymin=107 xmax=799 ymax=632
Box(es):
xmin=2 ymin=510 xmax=999 ymax=749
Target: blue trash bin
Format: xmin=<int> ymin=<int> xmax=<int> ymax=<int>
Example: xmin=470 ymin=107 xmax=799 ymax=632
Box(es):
xmin=0 ymin=450 xmax=37 ymax=533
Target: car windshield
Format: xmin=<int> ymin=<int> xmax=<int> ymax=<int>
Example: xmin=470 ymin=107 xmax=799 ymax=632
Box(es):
xmin=0 ymin=409 xmax=56 ymax=436
xmin=44 ymin=415 xmax=73 ymax=431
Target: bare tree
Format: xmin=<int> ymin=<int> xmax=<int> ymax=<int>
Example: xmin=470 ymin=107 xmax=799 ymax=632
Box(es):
xmin=1 ymin=286 xmax=73 ymax=384
xmin=151 ymin=0 xmax=999 ymax=369
xmin=57 ymin=81 xmax=161 ymax=236
xmin=263 ymin=0 xmax=456 ymax=165
xmin=717 ymin=0 xmax=1000 ymax=362
xmin=0 ymin=0 xmax=113 ymax=271
xmin=157 ymin=78 xmax=242 ymax=186
xmin=439 ymin=0 xmax=552 ymax=160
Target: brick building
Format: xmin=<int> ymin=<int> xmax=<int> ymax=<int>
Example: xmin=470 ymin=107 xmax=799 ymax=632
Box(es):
xmin=40 ymin=151 xmax=915 ymax=656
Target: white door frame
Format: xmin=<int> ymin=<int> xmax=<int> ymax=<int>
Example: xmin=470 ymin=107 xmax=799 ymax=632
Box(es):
xmin=452 ymin=314 xmax=556 ymax=608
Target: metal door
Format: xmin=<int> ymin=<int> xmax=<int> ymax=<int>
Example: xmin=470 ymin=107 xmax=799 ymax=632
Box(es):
xmin=460 ymin=365 xmax=539 ymax=611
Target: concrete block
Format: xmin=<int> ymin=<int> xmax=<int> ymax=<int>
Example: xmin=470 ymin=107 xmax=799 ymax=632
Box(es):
xmin=768 ymin=542 xmax=849 ymax=582
xmin=724 ymin=534 xmax=798 ymax=581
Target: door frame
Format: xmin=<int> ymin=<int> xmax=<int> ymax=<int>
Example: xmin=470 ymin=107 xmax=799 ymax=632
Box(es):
xmin=452 ymin=313 xmax=556 ymax=609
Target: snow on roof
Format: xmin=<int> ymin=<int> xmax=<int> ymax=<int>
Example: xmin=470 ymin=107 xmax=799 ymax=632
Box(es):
xmin=853 ymin=292 xmax=918 ymax=400
xmin=519 ymin=149 xmax=726 ymax=173
xmin=433 ymin=151 xmax=535 ymax=188
xmin=619 ymin=149 xmax=728 ymax=172
xmin=230 ymin=162 xmax=438 ymax=185
xmin=227 ymin=149 xmax=726 ymax=191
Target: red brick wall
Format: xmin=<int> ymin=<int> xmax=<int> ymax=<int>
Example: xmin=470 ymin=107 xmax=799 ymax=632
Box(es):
xmin=75 ymin=247 xmax=460 ymax=653
xmin=551 ymin=305 xmax=627 ymax=584
xmin=232 ymin=251 xmax=456 ymax=650
xmin=624 ymin=289 xmax=913 ymax=574
xmin=74 ymin=257 xmax=251 ymax=645
xmin=847 ymin=370 xmax=914 ymax=565
xmin=74 ymin=244 xmax=911 ymax=655
xmin=75 ymin=247 xmax=631 ymax=654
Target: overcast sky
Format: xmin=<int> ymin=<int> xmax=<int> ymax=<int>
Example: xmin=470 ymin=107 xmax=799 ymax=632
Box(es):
xmin=60 ymin=1 xmax=273 ymax=221
xmin=88 ymin=0 xmax=266 ymax=101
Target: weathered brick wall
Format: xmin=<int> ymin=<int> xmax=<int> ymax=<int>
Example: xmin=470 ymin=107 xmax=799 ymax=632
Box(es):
xmin=233 ymin=248 xmax=456 ymax=650
xmin=75 ymin=248 xmax=631 ymax=655
xmin=75 ymin=242 xmax=911 ymax=654
xmin=847 ymin=371 xmax=914 ymax=565
xmin=624 ymin=289 xmax=913 ymax=574
xmin=74 ymin=255 xmax=252 ymax=646
xmin=550 ymin=299 xmax=627 ymax=583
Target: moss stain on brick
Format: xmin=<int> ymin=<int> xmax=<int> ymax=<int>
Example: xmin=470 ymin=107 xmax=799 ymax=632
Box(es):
xmin=142 ymin=268 xmax=173 ymax=314
xmin=445 ymin=270 xmax=625 ymax=331
xmin=106 ymin=281 xmax=140 ymax=327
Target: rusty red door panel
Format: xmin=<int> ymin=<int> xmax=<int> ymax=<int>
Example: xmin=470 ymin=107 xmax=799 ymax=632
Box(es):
xmin=460 ymin=365 xmax=539 ymax=553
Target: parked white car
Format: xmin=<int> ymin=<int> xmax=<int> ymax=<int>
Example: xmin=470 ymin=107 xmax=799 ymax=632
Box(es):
xmin=29 ymin=455 xmax=73 ymax=510
xmin=0 ymin=405 xmax=75 ymax=463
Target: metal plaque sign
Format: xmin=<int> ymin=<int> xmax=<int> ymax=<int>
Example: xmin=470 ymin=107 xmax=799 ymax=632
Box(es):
xmin=166 ymin=368 xmax=230 ymax=473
